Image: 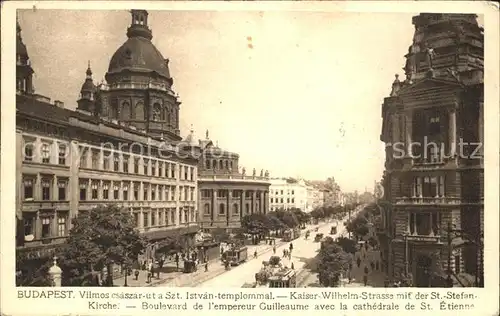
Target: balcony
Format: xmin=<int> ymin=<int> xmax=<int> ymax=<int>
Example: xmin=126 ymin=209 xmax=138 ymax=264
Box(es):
xmin=99 ymin=82 xmax=176 ymax=96
xmin=199 ymin=172 xmax=270 ymax=183
xmin=395 ymin=196 xmax=460 ymax=205
xmin=404 ymin=232 xmax=441 ymax=243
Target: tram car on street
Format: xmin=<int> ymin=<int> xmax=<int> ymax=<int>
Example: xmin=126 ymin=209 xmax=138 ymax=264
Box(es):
xmin=283 ymin=227 xmax=301 ymax=242
xmin=268 ymin=268 xmax=297 ymax=288
xmin=223 ymin=246 xmax=248 ymax=266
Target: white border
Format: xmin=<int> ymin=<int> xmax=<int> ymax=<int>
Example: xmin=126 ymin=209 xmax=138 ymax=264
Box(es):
xmin=1 ymin=1 xmax=499 ymax=315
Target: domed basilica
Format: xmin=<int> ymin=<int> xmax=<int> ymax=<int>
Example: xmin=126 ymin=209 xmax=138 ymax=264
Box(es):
xmin=77 ymin=10 xmax=181 ymax=141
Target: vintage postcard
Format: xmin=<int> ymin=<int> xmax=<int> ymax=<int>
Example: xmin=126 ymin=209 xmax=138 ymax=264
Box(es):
xmin=1 ymin=1 xmax=498 ymax=315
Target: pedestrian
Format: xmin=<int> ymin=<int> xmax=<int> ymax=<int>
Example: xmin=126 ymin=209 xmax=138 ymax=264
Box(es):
xmin=356 ymin=257 xmax=361 ymax=268
xmin=273 ymin=245 xmax=276 ymax=254
xmin=291 ymin=262 xmax=295 ymax=270
xmin=283 ymin=249 xmax=286 ymax=258
xmin=254 ymin=250 xmax=257 ymax=258
xmin=370 ymin=261 xmax=375 ymax=271
xmin=363 ymin=275 xmax=368 ymax=286
xmin=289 ymin=243 xmax=293 ymax=253
xmin=175 ymin=253 xmax=179 ymax=270
xmin=134 ymin=269 xmax=139 ymax=281
xmin=205 ymin=262 xmax=208 ymax=272
xmin=375 ymin=261 xmax=379 ymax=271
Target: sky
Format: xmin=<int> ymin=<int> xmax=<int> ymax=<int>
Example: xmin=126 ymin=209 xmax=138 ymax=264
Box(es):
xmin=17 ymin=9 xmax=482 ymax=193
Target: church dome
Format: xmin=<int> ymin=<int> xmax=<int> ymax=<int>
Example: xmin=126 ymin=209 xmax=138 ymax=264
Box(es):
xmin=107 ymin=37 xmax=170 ymax=79
xmin=107 ymin=10 xmax=171 ymax=81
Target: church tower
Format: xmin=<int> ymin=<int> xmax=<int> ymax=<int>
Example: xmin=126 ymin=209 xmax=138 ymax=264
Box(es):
xmin=76 ymin=61 xmax=97 ymax=114
xmin=16 ymin=15 xmax=34 ymax=95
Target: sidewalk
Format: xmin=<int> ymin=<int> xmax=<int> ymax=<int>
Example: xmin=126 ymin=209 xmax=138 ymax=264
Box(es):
xmin=344 ymin=247 xmax=386 ymax=287
xmin=113 ymin=241 xmax=279 ymax=287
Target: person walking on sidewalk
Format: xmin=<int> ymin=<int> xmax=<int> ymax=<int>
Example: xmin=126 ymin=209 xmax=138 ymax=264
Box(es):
xmin=273 ymin=245 xmax=276 ymax=254
xmin=283 ymin=249 xmax=286 ymax=258
xmin=254 ymin=250 xmax=258 ymax=258
xmin=363 ymin=265 xmax=369 ymax=286
xmin=205 ymin=261 xmax=208 ymax=272
xmin=289 ymin=243 xmax=294 ymax=254
xmin=175 ymin=253 xmax=179 ymax=271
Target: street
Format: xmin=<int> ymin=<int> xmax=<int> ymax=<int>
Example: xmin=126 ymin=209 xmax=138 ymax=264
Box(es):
xmin=197 ymin=211 xmax=358 ymax=288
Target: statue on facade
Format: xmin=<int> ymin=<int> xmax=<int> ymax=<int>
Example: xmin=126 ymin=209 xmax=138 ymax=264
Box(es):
xmin=242 ymin=167 xmax=246 ymax=175
xmin=265 ymin=170 xmax=269 ymax=177
xmin=252 ymin=168 xmax=256 ymax=176
xmin=426 ymin=46 xmax=436 ymax=69
xmin=260 ymin=169 xmax=263 ymax=177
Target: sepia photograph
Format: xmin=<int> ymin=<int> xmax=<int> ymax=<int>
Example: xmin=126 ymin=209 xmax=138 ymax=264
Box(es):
xmin=12 ymin=6 xmax=486 ymax=291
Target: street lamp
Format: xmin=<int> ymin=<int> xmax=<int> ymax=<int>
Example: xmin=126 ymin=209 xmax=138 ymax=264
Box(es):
xmin=402 ymin=232 xmax=409 ymax=277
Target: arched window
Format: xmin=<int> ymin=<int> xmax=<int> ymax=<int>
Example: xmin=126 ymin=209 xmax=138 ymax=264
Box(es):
xmin=152 ymin=103 xmax=161 ymax=121
xmin=204 ymin=204 xmax=210 ymax=215
xmin=205 ymin=160 xmax=210 ymax=169
xmin=212 ymin=160 xmax=217 ymax=169
xmin=167 ymin=109 xmax=172 ymax=124
xmin=135 ymin=102 xmax=144 ymax=120
xmin=225 ymin=161 xmax=229 ymax=169
xmin=233 ymin=204 xmax=239 ymax=215
xmin=230 ymin=161 xmax=233 ymax=169
xmin=121 ymin=101 xmax=131 ymax=119
xmin=219 ymin=160 xmax=223 ymax=169
xmin=219 ymin=203 xmax=225 ymax=215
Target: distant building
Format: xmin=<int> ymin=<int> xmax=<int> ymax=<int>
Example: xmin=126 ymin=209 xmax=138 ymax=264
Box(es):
xmin=195 ymin=131 xmax=270 ymax=233
xmin=269 ymin=178 xmax=307 ymax=212
xmin=380 ymin=13 xmax=484 ymax=287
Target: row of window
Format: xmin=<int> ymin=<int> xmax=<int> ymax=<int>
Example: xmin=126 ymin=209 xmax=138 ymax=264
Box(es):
xmin=204 ymin=159 xmax=235 ymax=171
xmin=407 ymin=212 xmax=441 ymax=236
xmin=270 ymin=198 xmax=295 ymax=204
xmin=412 ymin=176 xmax=446 ymax=197
xmin=203 ymin=202 xmax=263 ymax=216
xmin=132 ymin=207 xmax=196 ymax=228
xmin=270 ymin=189 xmax=295 ymax=196
xmin=23 ymin=139 xmax=195 ymax=181
xmin=23 ymin=175 xmax=195 ymax=202
xmin=200 ymin=189 xmax=265 ymax=199
xmin=23 ymin=211 xmax=68 ymax=239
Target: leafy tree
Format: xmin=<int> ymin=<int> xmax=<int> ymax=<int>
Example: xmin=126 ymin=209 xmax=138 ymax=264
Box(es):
xmin=212 ymin=228 xmax=231 ymax=243
xmin=265 ymin=212 xmax=287 ymax=231
xmin=241 ymin=213 xmax=271 ymax=235
xmin=156 ymin=235 xmax=183 ymax=256
xmin=58 ymin=204 xmax=146 ymax=286
xmin=345 ymin=214 xmax=370 ymax=238
xmin=317 ymin=237 xmax=352 ymax=287
xmin=336 ymin=237 xmax=357 ymax=254
xmin=310 ymin=207 xmax=325 ymax=220
xmin=16 ymin=253 xmax=53 ymax=286
xmin=289 ymin=208 xmax=310 ymax=226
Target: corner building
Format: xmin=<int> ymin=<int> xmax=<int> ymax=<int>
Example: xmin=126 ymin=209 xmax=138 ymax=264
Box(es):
xmin=380 ymin=14 xmax=483 ymax=287
xmin=193 ymin=131 xmax=270 ymax=233
xmin=16 ymin=10 xmax=199 ymax=271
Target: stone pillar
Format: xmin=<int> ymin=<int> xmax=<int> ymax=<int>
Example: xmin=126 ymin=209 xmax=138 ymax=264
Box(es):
xmin=48 ymin=257 xmax=62 ymax=287
xmin=240 ymin=190 xmax=245 ymax=220
xmin=139 ymin=182 xmax=144 ymax=201
xmin=259 ymin=191 xmax=264 ymax=213
xmin=211 ymin=189 xmax=217 ymax=225
xmin=392 ymin=114 xmax=399 ymax=144
xmin=405 ymin=111 xmax=412 ymax=157
xmin=252 ymin=190 xmax=256 ymax=215
xmin=449 ymin=108 xmax=457 ymax=156
xmin=226 ymin=189 xmax=230 ymax=228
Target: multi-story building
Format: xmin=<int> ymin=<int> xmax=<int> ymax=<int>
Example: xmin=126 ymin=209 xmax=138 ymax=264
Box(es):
xmin=16 ymin=10 xmax=199 ymax=272
xmin=269 ymin=178 xmax=309 ymax=212
xmin=380 ymin=13 xmax=483 ymax=287
xmin=194 ymin=131 xmax=270 ymax=233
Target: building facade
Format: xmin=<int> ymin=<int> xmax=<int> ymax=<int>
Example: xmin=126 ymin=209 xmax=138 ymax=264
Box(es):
xmin=380 ymin=13 xmax=484 ymax=287
xmin=195 ymin=132 xmax=270 ymax=232
xmin=269 ymin=178 xmax=309 ymax=212
xmin=16 ymin=10 xmax=199 ymax=268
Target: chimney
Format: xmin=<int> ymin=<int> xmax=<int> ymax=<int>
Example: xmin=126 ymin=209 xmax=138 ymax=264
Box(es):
xmin=54 ymin=100 xmax=64 ymax=108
